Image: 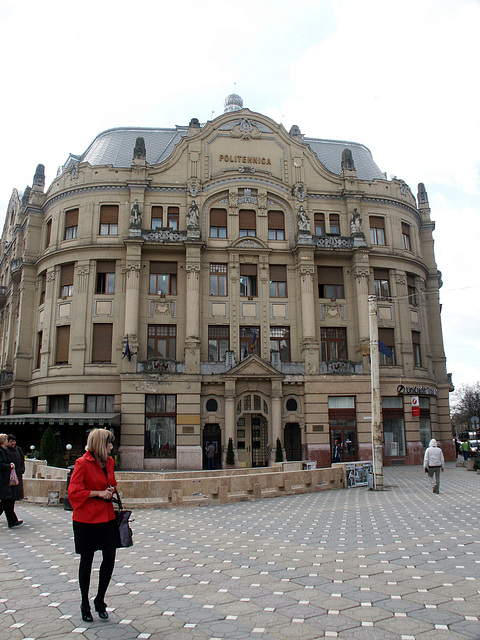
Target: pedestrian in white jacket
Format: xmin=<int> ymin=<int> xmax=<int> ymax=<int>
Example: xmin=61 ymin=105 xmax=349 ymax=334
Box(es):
xmin=423 ymin=438 xmax=445 ymax=494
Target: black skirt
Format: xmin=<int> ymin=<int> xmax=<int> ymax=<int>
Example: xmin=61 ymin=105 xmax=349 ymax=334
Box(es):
xmin=73 ymin=519 xmax=119 ymax=554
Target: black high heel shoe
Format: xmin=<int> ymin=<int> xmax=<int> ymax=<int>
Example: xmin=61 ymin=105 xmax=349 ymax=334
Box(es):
xmin=94 ymin=598 xmax=109 ymax=620
xmin=81 ymin=605 xmax=93 ymax=622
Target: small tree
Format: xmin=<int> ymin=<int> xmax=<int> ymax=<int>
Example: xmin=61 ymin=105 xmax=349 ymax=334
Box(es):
xmin=275 ymin=437 xmax=284 ymax=462
xmin=225 ymin=437 xmax=235 ymax=467
xmin=40 ymin=426 xmax=57 ymax=466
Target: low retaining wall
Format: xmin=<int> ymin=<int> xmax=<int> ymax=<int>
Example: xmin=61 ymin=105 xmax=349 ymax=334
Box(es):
xmin=23 ymin=459 xmax=345 ymax=508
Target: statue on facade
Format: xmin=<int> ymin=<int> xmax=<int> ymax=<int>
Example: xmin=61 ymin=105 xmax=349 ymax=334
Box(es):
xmin=130 ymin=199 xmax=142 ymax=227
xmin=341 ymin=148 xmax=355 ymax=172
xmin=350 ymin=209 xmax=363 ymax=235
xmin=187 ymin=200 xmax=199 ymax=227
xmin=297 ymin=206 xmax=310 ymax=232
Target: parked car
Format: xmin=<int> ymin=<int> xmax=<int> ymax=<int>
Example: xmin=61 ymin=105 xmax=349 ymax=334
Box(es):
xmin=469 ymin=440 xmax=479 ymax=453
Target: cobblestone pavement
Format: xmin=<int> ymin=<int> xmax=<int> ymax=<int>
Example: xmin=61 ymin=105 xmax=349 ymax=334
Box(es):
xmin=1 ymin=463 xmax=479 ymax=640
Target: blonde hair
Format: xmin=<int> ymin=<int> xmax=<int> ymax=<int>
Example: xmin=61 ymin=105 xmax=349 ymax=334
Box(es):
xmin=0 ymin=433 xmax=7 ymax=446
xmin=86 ymin=428 xmax=114 ymax=462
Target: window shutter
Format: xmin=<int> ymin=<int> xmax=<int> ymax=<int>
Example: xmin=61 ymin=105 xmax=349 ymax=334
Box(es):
xmin=100 ymin=205 xmax=119 ymax=223
xmin=239 ymin=209 xmax=256 ymax=228
xmin=97 ymin=260 xmax=115 ymax=273
xmin=151 ymin=206 xmax=163 ymax=221
xmin=61 ymin=264 xmax=74 ymax=286
xmin=407 ymin=274 xmax=415 ymax=288
xmin=240 ymin=264 xmax=257 ymax=276
xmin=56 ymin=326 xmax=70 ymax=364
xmin=268 ymin=210 xmax=284 ymax=229
xmin=210 ymin=208 xmax=227 ymax=226
xmin=92 ymin=324 xmax=112 ymax=362
xmin=65 ymin=208 xmax=78 ymax=227
xmin=270 ymin=265 xmax=286 ymax=280
xmin=374 ymin=268 xmax=389 ymax=280
xmin=150 ymin=262 xmax=177 ymax=274
xmin=318 ymin=266 xmax=343 ymax=284
xmin=378 ymin=328 xmax=394 ymax=345
xmin=369 ymin=216 xmax=385 ymax=229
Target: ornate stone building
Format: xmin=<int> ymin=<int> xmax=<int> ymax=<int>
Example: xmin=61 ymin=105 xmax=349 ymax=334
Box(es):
xmin=0 ymin=95 xmax=454 ymax=469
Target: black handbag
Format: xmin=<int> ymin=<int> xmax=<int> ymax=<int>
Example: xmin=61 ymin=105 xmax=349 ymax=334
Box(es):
xmin=112 ymin=490 xmax=133 ymax=548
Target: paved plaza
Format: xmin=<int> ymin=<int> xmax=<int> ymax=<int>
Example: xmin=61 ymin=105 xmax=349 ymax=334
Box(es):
xmin=1 ymin=464 xmax=479 ymax=640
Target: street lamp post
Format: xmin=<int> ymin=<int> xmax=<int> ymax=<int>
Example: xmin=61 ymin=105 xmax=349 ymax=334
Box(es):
xmin=30 ymin=445 xmax=35 ymax=459
xmin=66 ymin=443 xmax=72 ymax=465
xmin=368 ymin=295 xmax=383 ymax=491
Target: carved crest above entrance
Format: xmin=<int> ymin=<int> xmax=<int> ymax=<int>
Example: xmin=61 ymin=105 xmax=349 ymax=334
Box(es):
xmin=230 ymin=119 xmax=262 ymax=140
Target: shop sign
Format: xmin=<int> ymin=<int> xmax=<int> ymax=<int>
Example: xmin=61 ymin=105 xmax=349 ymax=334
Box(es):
xmin=397 ymin=384 xmax=437 ymax=397
xmin=411 ymin=395 xmax=420 ymax=417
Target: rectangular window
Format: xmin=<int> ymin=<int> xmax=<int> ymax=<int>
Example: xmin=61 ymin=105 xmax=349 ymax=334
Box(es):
xmin=378 ymin=327 xmax=396 ymax=365
xmin=208 ymin=325 xmax=229 ymax=362
xmin=370 ymin=216 xmax=386 ymax=245
xmin=240 ymin=326 xmax=260 ymax=359
xmin=151 ymin=206 xmax=163 ymax=229
xmin=167 ymin=206 xmax=179 ymax=230
xmin=268 ymin=210 xmax=285 ymax=240
xmin=270 ymin=326 xmax=290 ymax=362
xmin=99 ymin=205 xmax=118 ymax=235
xmin=92 ymin=324 xmax=113 ymax=363
xmin=210 ymin=208 xmax=227 ymax=238
xmin=240 ymin=264 xmax=257 ymax=297
xmin=39 ymin=273 xmax=46 ymax=306
xmin=45 ymin=219 xmax=52 ymax=248
xmin=314 ymin=213 xmax=325 ymax=236
xmin=55 ymin=325 xmax=70 ymax=365
xmin=318 ymin=266 xmax=344 ymax=299
xmin=239 ymin=209 xmax=256 ymax=237
xmin=412 ymin=330 xmax=422 ymax=367
xmin=85 ymin=395 xmax=115 ymax=413
xmin=402 ymin=222 xmax=411 ymax=251
xmin=407 ymin=274 xmax=417 ymax=306
xmin=321 ymin=327 xmax=347 ymax=361
xmin=374 ymin=269 xmax=390 ymax=300
xmin=96 ymin=261 xmax=115 ymax=294
xmin=270 ymin=265 xmax=287 ymax=298
xmin=329 ymin=214 xmax=340 ymax=235
xmin=149 ymin=262 xmax=177 ymax=296
xmin=145 ymin=394 xmax=176 ymax=458
xmin=49 ymin=395 xmax=69 ymax=413
xmin=210 ymin=263 xmax=227 ymax=296
xmin=36 ymin=331 xmax=42 ymax=369
xmin=148 ymin=325 xmax=176 ymax=359
xmin=382 ymin=396 xmax=405 ymax=456
xmin=64 ymin=208 xmax=78 ymax=240
xmin=60 ymin=263 xmax=74 ymax=297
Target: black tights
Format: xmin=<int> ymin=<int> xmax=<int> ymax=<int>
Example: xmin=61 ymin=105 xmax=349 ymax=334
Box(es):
xmin=78 ymin=546 xmax=116 ymax=607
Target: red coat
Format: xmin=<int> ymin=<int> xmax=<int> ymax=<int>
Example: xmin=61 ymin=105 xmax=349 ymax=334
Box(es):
xmin=68 ymin=451 xmax=117 ymax=524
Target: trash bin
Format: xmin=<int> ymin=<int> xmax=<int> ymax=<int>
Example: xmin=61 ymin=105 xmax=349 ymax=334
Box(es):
xmin=63 ymin=464 xmax=75 ymax=511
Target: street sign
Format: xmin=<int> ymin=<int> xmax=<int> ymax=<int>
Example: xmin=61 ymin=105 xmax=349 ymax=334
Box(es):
xmin=471 ymin=416 xmax=479 ymax=427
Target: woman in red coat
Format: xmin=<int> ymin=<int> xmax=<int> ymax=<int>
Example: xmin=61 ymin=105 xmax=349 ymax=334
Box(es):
xmin=68 ymin=428 xmax=118 ymax=622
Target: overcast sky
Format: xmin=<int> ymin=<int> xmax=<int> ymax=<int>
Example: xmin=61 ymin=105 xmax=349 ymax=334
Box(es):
xmin=0 ymin=0 xmax=478 ymax=389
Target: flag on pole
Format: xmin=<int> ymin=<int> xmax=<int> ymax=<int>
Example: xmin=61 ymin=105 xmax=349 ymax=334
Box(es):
xmin=250 ymin=329 xmax=258 ymax=352
xmin=378 ymin=340 xmax=392 ymax=358
xmin=122 ymin=335 xmax=132 ymax=361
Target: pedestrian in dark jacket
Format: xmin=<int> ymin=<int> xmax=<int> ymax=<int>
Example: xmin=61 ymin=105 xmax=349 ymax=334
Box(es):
xmin=0 ymin=433 xmax=23 ymax=528
xmin=6 ymin=434 xmax=25 ymax=503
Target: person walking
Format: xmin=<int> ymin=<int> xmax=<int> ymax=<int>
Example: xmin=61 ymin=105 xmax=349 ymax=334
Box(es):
xmin=205 ymin=442 xmax=216 ymax=470
xmin=0 ymin=433 xmax=23 ymax=528
xmin=423 ymin=438 xmax=445 ymax=494
xmin=461 ymin=440 xmax=469 ymax=462
xmin=332 ymin=438 xmax=343 ymax=463
xmin=6 ymin=434 xmax=25 ymax=525
xmin=67 ymin=429 xmax=118 ymax=622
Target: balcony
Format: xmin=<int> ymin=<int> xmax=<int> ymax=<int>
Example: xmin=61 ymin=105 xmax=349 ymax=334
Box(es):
xmin=0 ymin=370 xmax=14 ymax=388
xmin=137 ymin=358 xmax=185 ymax=374
xmin=142 ymin=228 xmax=188 ymax=243
xmin=314 ymin=235 xmax=366 ymax=249
xmin=0 ymin=285 xmax=8 ymax=308
xmin=319 ymin=360 xmax=364 ymax=375
xmin=11 ymin=258 xmax=23 ymax=282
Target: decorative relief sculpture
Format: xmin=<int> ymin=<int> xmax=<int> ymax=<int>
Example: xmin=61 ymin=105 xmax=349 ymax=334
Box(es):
xmin=230 ymin=119 xmax=261 ymax=140
xmin=229 ymin=192 xmax=238 ymax=209
xmin=417 ymin=183 xmax=429 ymax=205
xmin=133 ymin=137 xmax=146 ymax=160
xmin=187 ymin=201 xmax=199 ymax=227
xmin=292 ymin=184 xmax=306 ymax=202
xmin=341 ymin=148 xmax=355 ymax=172
xmin=189 ymin=181 xmax=199 ymax=198
xmin=257 ymin=192 xmax=267 ymax=210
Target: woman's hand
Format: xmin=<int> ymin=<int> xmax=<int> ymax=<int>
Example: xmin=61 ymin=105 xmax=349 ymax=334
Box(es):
xmin=92 ymin=487 xmax=115 ymax=500
xmin=10 ymin=462 xmax=15 ymax=469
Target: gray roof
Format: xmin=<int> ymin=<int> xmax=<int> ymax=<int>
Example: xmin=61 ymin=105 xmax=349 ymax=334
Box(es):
xmin=72 ymin=123 xmax=385 ymax=182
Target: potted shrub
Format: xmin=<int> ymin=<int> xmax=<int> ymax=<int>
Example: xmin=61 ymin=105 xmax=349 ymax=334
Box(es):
xmin=275 ymin=437 xmax=284 ymax=463
xmin=473 ymin=457 xmax=480 ymax=474
xmin=225 ymin=437 xmax=235 ymax=468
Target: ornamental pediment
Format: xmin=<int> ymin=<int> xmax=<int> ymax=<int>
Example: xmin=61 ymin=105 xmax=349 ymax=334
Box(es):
xmin=224 ymin=355 xmax=282 ymax=379
xmin=229 ymin=237 xmax=269 ymax=250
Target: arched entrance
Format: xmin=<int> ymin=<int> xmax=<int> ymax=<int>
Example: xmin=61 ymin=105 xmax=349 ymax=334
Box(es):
xmin=202 ymin=423 xmax=222 ymax=470
xmin=236 ymin=394 xmax=269 ymax=468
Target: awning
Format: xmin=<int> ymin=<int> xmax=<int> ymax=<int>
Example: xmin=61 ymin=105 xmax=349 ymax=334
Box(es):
xmin=0 ymin=413 xmax=121 ymax=427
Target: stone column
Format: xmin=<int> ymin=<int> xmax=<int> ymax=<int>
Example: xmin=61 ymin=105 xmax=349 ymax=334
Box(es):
xmin=298 ymin=251 xmax=319 ymax=374
xmin=70 ymin=260 xmax=90 ymax=373
xmin=185 ymin=245 xmax=201 ymax=374
xmin=224 ymin=381 xmax=236 ymax=466
xmin=123 ymin=241 xmax=142 ymax=370
xmin=270 ymin=380 xmax=283 ymax=463
xmin=351 ymin=250 xmax=371 ymax=368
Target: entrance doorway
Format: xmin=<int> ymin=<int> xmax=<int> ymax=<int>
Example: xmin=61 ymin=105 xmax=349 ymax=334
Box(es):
xmin=236 ymin=413 xmax=268 ymax=468
xmin=284 ymin=422 xmax=302 ymax=461
xmin=329 ymin=419 xmax=357 ymax=463
xmin=202 ymin=423 xmax=221 ymax=470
